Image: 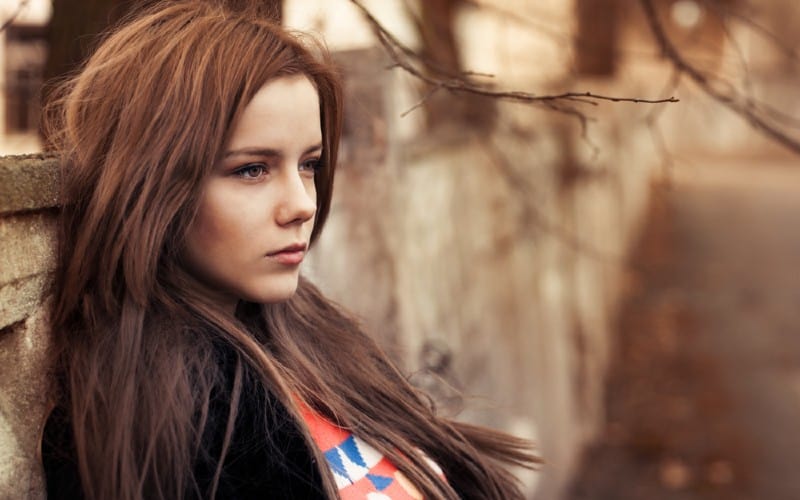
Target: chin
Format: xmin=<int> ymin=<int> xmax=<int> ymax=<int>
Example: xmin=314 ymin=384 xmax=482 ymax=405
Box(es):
xmin=243 ymin=278 xmax=301 ymax=304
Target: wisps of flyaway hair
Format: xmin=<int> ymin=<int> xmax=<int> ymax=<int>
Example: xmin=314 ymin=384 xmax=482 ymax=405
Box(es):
xmin=43 ymin=1 xmax=539 ymax=499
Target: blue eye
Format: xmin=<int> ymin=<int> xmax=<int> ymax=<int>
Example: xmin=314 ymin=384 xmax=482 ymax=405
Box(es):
xmin=234 ymin=163 xmax=268 ymax=179
xmin=300 ymin=158 xmax=322 ymax=175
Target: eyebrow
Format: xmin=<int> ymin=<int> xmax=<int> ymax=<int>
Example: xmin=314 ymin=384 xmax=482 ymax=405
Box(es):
xmin=223 ymin=143 xmax=323 ymax=159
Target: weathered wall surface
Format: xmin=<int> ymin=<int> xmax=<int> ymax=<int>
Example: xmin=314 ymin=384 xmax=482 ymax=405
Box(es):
xmin=307 ymin=49 xmax=659 ymax=499
xmin=0 ymin=154 xmax=58 ymax=500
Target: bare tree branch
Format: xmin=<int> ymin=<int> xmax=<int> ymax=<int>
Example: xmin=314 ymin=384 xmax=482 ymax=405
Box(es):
xmin=349 ymin=0 xmax=678 ymax=124
xmin=713 ymin=6 xmax=800 ymax=131
xmin=466 ymin=0 xmax=680 ymax=67
xmin=708 ymin=0 xmax=800 ymax=65
xmin=639 ymin=0 xmax=800 ymax=156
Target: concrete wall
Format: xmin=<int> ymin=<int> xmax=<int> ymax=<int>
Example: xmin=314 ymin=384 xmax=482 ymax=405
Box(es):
xmin=0 ymin=154 xmax=58 ymax=500
xmin=306 ymin=48 xmax=658 ymax=499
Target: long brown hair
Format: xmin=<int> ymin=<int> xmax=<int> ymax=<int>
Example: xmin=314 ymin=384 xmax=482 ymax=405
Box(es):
xmin=44 ymin=1 xmax=538 ymax=499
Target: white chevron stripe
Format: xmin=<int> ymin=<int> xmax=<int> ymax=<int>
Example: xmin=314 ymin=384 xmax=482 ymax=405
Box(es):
xmin=354 ymin=436 xmax=384 ymax=468
xmin=340 ymin=445 xmax=369 ymax=482
xmin=329 ymin=450 xmax=353 ymax=489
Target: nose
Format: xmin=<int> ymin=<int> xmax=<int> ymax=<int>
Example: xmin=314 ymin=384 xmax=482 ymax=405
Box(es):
xmin=276 ymin=169 xmax=317 ymax=226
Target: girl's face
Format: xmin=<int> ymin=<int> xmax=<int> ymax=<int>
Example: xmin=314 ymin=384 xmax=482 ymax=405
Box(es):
xmin=183 ymin=75 xmax=322 ymax=311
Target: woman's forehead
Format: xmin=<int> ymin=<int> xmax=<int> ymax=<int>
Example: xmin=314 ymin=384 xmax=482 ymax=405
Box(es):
xmin=227 ymin=76 xmax=322 ymax=153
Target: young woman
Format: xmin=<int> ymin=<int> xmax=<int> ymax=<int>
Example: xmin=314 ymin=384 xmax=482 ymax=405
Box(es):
xmin=40 ymin=1 xmax=538 ymax=498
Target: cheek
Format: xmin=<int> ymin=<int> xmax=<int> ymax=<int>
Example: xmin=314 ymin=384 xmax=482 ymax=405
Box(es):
xmin=188 ymin=198 xmax=227 ymax=249
xmin=184 ymin=188 xmax=252 ymax=266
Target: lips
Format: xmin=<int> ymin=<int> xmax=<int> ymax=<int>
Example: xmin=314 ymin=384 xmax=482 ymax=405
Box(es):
xmin=266 ymin=243 xmax=307 ymax=265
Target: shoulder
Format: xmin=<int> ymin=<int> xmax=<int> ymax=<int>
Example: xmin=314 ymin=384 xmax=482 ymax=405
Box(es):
xmin=40 ymin=368 xmax=326 ymax=499
xmin=197 ymin=363 xmax=327 ymax=499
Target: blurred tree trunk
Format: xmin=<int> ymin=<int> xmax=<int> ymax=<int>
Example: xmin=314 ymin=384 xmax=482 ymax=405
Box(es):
xmin=418 ymin=0 xmax=461 ymax=76
xmin=575 ymin=0 xmax=619 ymax=76
xmin=417 ymin=0 xmax=496 ymax=132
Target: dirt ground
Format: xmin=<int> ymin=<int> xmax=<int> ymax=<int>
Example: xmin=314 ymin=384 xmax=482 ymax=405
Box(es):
xmin=567 ymin=155 xmax=800 ymax=500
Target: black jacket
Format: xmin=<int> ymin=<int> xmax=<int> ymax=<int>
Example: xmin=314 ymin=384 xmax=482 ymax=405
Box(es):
xmin=42 ymin=368 xmax=327 ymax=499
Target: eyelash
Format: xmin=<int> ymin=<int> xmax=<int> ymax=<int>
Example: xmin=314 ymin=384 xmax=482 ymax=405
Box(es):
xmin=234 ymin=163 xmax=268 ymax=179
xmin=232 ymin=159 xmax=322 ymax=180
xmin=300 ymin=158 xmax=322 ymax=175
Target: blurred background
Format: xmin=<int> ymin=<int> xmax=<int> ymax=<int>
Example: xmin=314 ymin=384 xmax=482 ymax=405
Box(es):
xmin=1 ymin=0 xmax=798 ymax=498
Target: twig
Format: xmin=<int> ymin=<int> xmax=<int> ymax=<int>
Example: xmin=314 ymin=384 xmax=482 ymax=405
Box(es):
xmin=639 ymin=0 xmax=800 ymax=156
xmin=707 ymin=0 xmax=800 ymax=64
xmin=462 ymin=0 xmax=664 ymax=63
xmin=712 ymin=5 xmax=800 ymax=131
xmin=400 ymin=84 xmax=443 ymax=117
xmin=349 ymin=0 xmax=679 ymax=119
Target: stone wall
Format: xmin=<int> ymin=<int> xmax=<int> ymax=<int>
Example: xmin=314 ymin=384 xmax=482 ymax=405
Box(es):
xmin=0 ymin=154 xmax=58 ymax=500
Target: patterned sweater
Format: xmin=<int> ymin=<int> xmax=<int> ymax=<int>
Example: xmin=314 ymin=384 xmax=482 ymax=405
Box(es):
xmin=299 ymin=403 xmax=446 ymax=499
